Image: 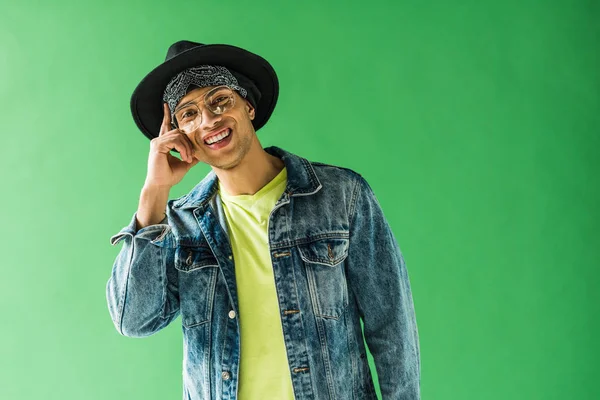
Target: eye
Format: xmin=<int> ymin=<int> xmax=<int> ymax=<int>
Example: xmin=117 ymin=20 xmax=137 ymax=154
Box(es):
xmin=182 ymin=110 xmax=196 ymax=119
xmin=210 ymin=96 xmax=229 ymax=106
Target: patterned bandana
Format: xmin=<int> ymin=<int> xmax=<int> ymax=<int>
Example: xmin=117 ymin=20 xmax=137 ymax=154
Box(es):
xmin=162 ymin=65 xmax=250 ymax=119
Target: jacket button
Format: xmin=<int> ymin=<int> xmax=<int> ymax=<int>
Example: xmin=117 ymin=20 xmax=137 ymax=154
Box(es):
xmin=222 ymin=371 xmax=230 ymax=380
xmin=228 ymin=310 xmax=236 ymax=319
xmin=228 ymin=255 xmax=232 ymax=260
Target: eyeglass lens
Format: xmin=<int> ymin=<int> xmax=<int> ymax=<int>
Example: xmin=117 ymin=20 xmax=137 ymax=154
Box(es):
xmin=173 ymin=86 xmax=235 ymax=133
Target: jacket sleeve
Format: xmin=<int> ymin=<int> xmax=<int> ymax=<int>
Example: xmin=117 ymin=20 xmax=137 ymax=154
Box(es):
xmin=106 ymin=211 xmax=180 ymax=338
xmin=345 ymin=174 xmax=421 ymax=399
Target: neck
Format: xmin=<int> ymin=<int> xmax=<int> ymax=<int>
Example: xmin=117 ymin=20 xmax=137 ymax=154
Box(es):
xmin=213 ymin=142 xmax=285 ymax=196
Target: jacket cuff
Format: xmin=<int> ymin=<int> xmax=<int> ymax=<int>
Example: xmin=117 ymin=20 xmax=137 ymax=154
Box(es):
xmin=109 ymin=212 xmax=169 ymax=246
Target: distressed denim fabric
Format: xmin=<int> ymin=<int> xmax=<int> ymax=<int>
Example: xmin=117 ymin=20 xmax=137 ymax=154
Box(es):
xmin=106 ymin=145 xmax=421 ymax=400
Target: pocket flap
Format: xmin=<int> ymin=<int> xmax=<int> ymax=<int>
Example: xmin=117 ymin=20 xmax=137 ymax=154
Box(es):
xmin=298 ymin=237 xmax=349 ymax=267
xmin=175 ymin=245 xmax=219 ymax=272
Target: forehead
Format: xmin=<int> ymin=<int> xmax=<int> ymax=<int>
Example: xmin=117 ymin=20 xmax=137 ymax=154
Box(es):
xmin=176 ymin=85 xmax=218 ymax=108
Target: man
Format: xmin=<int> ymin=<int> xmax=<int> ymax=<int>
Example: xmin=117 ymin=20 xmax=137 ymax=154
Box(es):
xmin=106 ymin=40 xmax=420 ymax=400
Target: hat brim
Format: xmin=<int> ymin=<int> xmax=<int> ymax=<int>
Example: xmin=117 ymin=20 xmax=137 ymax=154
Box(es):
xmin=130 ymin=44 xmax=279 ymax=142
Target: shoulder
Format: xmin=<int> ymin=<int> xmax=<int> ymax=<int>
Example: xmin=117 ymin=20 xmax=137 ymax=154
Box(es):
xmin=307 ymin=159 xmax=378 ymax=207
xmin=308 ymin=160 xmax=364 ymax=187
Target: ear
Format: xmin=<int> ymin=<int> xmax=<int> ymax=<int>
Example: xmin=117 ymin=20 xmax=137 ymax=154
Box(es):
xmin=245 ymin=101 xmax=256 ymax=121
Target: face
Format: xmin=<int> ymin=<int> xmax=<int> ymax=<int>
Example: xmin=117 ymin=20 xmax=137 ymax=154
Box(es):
xmin=174 ymin=85 xmax=256 ymax=170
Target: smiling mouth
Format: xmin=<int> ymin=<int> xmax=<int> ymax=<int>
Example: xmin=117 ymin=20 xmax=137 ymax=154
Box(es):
xmin=202 ymin=128 xmax=233 ymax=150
xmin=203 ymin=128 xmax=231 ymax=145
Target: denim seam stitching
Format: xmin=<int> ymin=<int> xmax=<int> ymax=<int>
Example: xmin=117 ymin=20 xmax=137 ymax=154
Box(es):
xmin=117 ymin=234 xmax=135 ymax=335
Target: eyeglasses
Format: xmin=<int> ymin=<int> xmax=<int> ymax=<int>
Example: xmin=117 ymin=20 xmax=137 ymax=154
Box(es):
xmin=171 ymin=85 xmax=236 ymax=134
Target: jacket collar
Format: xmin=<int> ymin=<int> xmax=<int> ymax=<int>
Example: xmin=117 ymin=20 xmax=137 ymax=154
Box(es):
xmin=173 ymin=145 xmax=322 ymax=210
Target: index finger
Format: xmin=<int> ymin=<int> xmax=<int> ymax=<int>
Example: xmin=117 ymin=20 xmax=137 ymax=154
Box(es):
xmin=159 ymin=102 xmax=172 ymax=136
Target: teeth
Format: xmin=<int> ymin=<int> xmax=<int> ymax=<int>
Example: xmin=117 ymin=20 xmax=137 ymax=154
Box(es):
xmin=205 ymin=129 xmax=230 ymax=144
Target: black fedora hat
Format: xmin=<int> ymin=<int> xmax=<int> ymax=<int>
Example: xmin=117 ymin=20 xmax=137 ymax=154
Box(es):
xmin=130 ymin=40 xmax=279 ymax=142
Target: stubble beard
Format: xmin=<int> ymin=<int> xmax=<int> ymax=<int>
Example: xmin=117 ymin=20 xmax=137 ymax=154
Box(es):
xmin=210 ymin=129 xmax=254 ymax=171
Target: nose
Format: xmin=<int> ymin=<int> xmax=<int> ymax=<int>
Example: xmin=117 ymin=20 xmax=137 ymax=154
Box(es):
xmin=198 ymin=107 xmax=223 ymax=130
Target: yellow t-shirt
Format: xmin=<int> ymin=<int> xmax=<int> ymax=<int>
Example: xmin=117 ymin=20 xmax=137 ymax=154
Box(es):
xmin=218 ymin=167 xmax=295 ymax=400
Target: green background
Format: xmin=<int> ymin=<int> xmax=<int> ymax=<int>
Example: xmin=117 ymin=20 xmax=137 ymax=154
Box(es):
xmin=1 ymin=0 xmax=598 ymax=399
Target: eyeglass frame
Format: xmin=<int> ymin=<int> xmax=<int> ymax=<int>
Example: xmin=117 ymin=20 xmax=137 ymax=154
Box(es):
xmin=169 ymin=85 xmax=237 ymax=131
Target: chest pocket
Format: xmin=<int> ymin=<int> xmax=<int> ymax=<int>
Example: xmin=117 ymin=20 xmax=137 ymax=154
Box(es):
xmin=298 ymin=236 xmax=349 ymax=319
xmin=174 ymin=244 xmax=219 ymax=328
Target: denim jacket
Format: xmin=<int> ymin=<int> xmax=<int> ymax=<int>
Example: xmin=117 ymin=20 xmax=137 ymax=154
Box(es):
xmin=106 ymin=145 xmax=421 ymax=400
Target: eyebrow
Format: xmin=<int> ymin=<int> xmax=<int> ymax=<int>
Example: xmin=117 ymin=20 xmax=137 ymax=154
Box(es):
xmin=174 ymin=86 xmax=235 ymax=113
xmin=174 ymin=95 xmax=206 ymax=112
